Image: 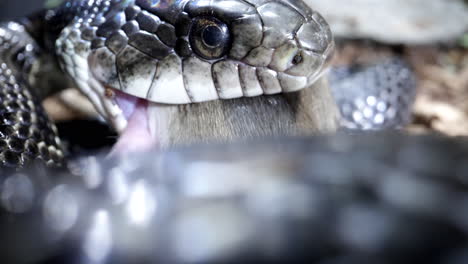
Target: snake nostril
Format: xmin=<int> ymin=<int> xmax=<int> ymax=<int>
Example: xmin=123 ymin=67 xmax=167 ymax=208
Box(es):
xmin=292 ymin=54 xmax=303 ymax=65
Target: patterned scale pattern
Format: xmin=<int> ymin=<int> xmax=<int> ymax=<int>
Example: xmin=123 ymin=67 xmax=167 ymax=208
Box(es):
xmin=0 ymin=23 xmax=63 ymax=168
xmin=0 ymin=134 xmax=468 ymax=263
xmin=330 ymin=58 xmax=416 ymax=130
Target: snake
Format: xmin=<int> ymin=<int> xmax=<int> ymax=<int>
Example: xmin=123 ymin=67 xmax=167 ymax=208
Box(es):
xmin=0 ymin=0 xmax=448 ymax=263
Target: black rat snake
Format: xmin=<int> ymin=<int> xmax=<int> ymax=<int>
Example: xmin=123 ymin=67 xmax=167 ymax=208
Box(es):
xmin=2 ymin=1 xmax=463 ymax=264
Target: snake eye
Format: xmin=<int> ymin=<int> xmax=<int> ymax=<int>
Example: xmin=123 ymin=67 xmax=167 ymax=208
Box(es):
xmin=189 ymin=17 xmax=231 ymax=60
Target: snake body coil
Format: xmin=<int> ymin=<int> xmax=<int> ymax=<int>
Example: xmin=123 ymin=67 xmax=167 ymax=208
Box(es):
xmin=0 ymin=134 xmax=467 ymax=264
xmin=0 ymin=22 xmax=63 ymax=168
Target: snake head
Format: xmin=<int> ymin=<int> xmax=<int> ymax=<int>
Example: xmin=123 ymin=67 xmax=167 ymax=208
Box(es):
xmin=56 ymin=0 xmax=334 ymax=130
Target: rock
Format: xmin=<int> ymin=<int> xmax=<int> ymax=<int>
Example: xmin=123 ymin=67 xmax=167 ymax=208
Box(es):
xmin=307 ymin=0 xmax=468 ymax=44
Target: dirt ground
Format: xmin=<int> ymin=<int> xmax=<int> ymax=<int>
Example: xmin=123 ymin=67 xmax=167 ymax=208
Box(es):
xmin=333 ymin=41 xmax=468 ymax=136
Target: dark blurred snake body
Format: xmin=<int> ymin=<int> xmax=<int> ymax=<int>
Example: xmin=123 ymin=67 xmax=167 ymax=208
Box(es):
xmin=0 ymin=1 xmax=455 ymax=264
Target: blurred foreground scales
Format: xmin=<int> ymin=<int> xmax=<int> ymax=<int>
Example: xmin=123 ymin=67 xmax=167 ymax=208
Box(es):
xmin=0 ymin=134 xmax=468 ymax=263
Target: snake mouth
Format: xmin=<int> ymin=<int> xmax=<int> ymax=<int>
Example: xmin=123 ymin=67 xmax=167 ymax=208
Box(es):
xmin=107 ymin=88 xmax=156 ymax=155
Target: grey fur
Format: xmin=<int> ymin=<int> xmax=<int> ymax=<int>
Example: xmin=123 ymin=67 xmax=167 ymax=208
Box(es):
xmin=168 ymin=77 xmax=339 ymax=146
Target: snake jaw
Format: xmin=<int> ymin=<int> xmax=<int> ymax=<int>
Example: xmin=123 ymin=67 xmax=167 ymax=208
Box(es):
xmin=56 ymin=25 xmax=163 ymax=153
xmin=55 ymin=26 xmax=128 ymax=135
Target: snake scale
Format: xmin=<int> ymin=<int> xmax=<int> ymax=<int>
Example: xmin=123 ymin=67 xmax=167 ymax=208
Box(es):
xmin=1 ymin=1 xmax=460 ymax=264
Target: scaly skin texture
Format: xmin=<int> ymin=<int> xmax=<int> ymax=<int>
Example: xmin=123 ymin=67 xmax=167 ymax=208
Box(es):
xmin=0 ymin=133 xmax=467 ymax=263
xmin=0 ymin=22 xmax=63 ymax=168
xmin=330 ymin=58 xmax=416 ymax=130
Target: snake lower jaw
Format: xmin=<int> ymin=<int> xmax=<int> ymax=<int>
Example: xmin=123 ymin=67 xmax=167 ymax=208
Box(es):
xmin=108 ymin=89 xmax=159 ymax=155
xmin=110 ymin=100 xmax=156 ymax=155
